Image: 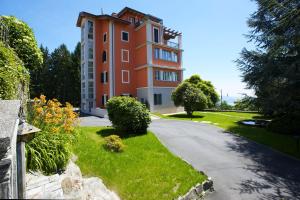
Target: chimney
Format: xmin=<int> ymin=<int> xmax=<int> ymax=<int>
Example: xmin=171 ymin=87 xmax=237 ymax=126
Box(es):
xmin=111 ymin=12 xmax=118 ymax=17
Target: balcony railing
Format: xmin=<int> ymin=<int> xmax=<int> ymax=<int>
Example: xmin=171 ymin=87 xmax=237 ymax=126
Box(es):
xmin=166 ymin=41 xmax=179 ymax=49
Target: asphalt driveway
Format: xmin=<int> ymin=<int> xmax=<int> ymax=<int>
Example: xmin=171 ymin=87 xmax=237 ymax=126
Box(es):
xmin=150 ymin=119 xmax=300 ymax=200
xmin=80 ymin=115 xmax=300 ymax=199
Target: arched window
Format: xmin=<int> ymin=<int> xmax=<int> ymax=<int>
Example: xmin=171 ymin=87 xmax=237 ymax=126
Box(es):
xmin=102 ymin=51 xmax=107 ymax=63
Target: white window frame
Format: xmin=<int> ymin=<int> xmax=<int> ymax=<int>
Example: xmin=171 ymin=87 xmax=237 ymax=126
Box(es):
xmin=122 ymin=70 xmax=130 ymax=84
xmin=103 ymin=94 xmax=108 ymax=105
xmin=121 ymin=49 xmax=129 ymax=62
xmin=103 ymin=32 xmax=107 ymax=43
xmin=153 ymin=27 xmax=160 ymax=43
xmin=122 ymin=93 xmax=130 ymax=96
xmin=121 ymin=31 xmax=129 ymax=42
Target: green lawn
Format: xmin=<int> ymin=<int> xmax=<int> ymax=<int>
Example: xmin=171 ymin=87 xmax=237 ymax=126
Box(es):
xmin=154 ymin=111 xmax=300 ymax=159
xmin=72 ymin=127 xmax=207 ymax=200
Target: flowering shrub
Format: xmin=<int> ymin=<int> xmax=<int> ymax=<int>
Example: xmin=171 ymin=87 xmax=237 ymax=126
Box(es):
xmin=29 ymin=95 xmax=78 ymax=134
xmin=26 ymin=95 xmax=78 ymax=174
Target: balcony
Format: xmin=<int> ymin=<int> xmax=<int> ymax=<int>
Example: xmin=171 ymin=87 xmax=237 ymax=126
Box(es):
xmin=164 ymin=40 xmax=179 ymax=49
xmin=163 ymin=27 xmax=181 ymax=49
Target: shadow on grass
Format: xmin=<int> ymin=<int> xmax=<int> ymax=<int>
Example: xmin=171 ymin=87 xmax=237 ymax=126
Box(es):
xmin=168 ymin=113 xmax=204 ymax=119
xmin=96 ymin=128 xmax=147 ymax=139
xmin=223 ymin=123 xmax=300 ymax=199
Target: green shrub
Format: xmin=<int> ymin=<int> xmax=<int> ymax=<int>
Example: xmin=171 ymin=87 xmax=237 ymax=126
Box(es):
xmin=106 ymin=96 xmax=151 ymax=133
xmin=104 ymin=135 xmax=125 ymax=152
xmin=25 ymin=132 xmax=74 ymax=174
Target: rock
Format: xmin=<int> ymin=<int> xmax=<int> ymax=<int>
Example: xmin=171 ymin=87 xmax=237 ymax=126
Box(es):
xmin=82 ymin=177 xmax=120 ymax=200
xmin=26 ymin=160 xmax=121 ymax=200
xmin=202 ymin=179 xmax=214 ymax=191
xmin=195 ymin=183 xmax=203 ymax=195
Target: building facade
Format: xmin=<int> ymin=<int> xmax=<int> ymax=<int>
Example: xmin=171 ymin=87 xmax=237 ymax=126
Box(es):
xmin=77 ymin=7 xmax=184 ymax=114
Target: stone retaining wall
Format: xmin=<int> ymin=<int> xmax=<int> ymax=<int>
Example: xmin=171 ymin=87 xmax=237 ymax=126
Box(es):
xmin=0 ymin=100 xmax=20 ymax=199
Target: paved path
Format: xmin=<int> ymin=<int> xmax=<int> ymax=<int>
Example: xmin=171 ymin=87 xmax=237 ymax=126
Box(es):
xmin=150 ymin=119 xmax=300 ymax=200
xmin=80 ymin=116 xmax=300 ymax=199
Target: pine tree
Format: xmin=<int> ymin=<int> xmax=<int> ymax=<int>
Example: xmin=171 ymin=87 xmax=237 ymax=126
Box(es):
xmin=237 ymin=0 xmax=300 ymax=134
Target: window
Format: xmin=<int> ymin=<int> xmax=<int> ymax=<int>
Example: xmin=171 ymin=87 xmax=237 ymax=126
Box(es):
xmin=101 ymin=72 xmax=104 ymax=83
xmin=129 ymin=17 xmax=135 ymax=24
xmin=101 ymin=71 xmax=108 ymax=83
xmin=88 ymin=61 xmax=93 ymax=79
xmin=155 ymin=70 xmax=179 ymax=82
xmin=87 ymin=21 xmax=93 ymax=39
xmin=102 ymin=94 xmax=108 ymax=105
xmin=155 ymin=70 xmax=160 ymax=80
xmin=122 ymin=70 xmax=130 ymax=83
xmin=121 ymin=31 xmax=129 ymax=42
xmin=103 ymin=32 xmax=107 ymax=43
xmin=153 ymin=27 xmax=159 ymax=43
xmin=102 ymin=51 xmax=107 ymax=63
xmin=88 ymin=41 xmax=93 ymax=59
xmin=81 ymin=63 xmax=85 ymax=79
xmin=105 ymin=72 xmax=108 ymax=82
xmin=154 ymin=48 xmax=160 ymax=59
xmin=121 ymin=49 xmax=129 ymax=62
xmin=81 ymin=44 xmax=84 ymax=60
xmin=82 ymin=82 xmax=85 ymax=99
xmin=154 ymin=94 xmax=162 ymax=105
xmin=88 ymin=81 xmax=94 ymax=99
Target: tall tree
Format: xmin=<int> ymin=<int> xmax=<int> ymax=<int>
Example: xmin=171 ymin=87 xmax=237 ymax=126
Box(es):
xmin=30 ymin=45 xmax=49 ymax=98
xmin=70 ymin=42 xmax=81 ymax=106
xmin=49 ymin=44 xmax=72 ymax=103
xmin=237 ymin=0 xmax=300 ymax=134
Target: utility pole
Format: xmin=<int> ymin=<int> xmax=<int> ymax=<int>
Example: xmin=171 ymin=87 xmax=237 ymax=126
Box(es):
xmin=220 ymin=89 xmax=223 ymax=106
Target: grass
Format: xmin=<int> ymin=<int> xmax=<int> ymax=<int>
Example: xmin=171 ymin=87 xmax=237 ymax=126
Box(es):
xmin=154 ymin=111 xmax=300 ymax=159
xmin=71 ymin=127 xmax=207 ymax=200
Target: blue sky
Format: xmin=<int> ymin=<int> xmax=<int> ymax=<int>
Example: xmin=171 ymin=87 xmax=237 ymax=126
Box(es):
xmin=0 ymin=0 xmax=257 ymax=98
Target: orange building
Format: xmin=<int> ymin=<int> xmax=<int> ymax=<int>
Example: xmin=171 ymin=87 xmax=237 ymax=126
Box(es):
xmin=76 ymin=7 xmax=184 ymax=115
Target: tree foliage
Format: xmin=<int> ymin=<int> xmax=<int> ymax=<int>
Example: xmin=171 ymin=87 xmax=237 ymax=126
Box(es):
xmin=31 ymin=43 xmax=81 ymax=106
xmin=0 ymin=41 xmax=29 ymax=100
xmin=172 ymin=82 xmax=208 ymax=117
xmin=172 ymin=74 xmax=218 ymax=116
xmin=0 ymin=16 xmax=43 ymax=71
xmin=184 ymin=75 xmax=219 ymax=108
xmin=237 ymin=0 xmax=300 ymax=134
xmin=234 ymin=95 xmax=259 ymax=111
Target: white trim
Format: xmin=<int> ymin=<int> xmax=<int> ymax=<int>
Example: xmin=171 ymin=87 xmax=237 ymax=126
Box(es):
xmin=121 ymin=70 xmax=130 ymax=84
xmin=103 ymin=32 xmax=107 ymax=43
xmin=153 ymin=27 xmax=160 ymax=43
xmin=109 ymin=22 xmax=114 ymax=97
xmin=103 ymin=71 xmax=108 ymax=84
xmin=121 ymin=49 xmax=129 ymax=63
xmin=103 ymin=94 xmax=108 ymax=105
xmin=122 ymin=93 xmax=130 ymax=96
xmin=121 ymin=31 xmax=129 ymax=42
